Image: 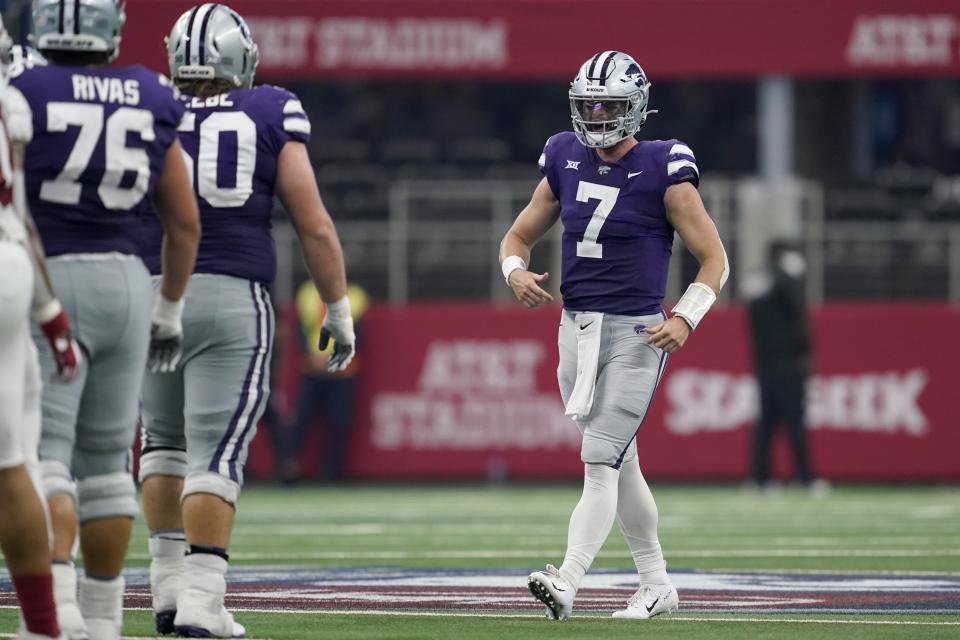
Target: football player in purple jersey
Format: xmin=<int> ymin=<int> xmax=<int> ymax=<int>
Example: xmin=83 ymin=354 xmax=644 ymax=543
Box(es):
xmin=7 ymin=1 xmax=201 ymax=637
xmin=499 ymin=51 xmax=729 ymax=620
xmin=137 ymin=4 xmax=355 ymax=637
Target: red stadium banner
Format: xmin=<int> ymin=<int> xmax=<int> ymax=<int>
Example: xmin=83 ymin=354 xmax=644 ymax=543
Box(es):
xmin=250 ymin=302 xmax=959 ymax=482
xmin=120 ymin=0 xmax=960 ymax=79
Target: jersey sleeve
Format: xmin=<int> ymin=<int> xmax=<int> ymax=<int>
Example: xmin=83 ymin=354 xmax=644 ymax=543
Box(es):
xmin=144 ymin=70 xmax=186 ymax=152
xmin=260 ymin=85 xmax=311 ymax=155
xmin=2 ymin=83 xmax=34 ymax=145
xmin=538 ymin=134 xmax=560 ymax=197
xmin=6 ymin=68 xmax=41 ymax=145
xmin=663 ymin=139 xmax=699 ymax=188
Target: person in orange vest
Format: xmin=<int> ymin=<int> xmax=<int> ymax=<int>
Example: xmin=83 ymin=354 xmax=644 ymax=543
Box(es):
xmin=276 ymin=282 xmax=368 ymax=483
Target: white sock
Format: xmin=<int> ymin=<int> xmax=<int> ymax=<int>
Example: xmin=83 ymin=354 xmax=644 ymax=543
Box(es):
xmin=149 ymin=530 xmax=186 ymax=611
xmin=616 ymin=456 xmax=669 ymax=585
xmin=181 ymin=551 xmax=228 ymax=607
xmin=558 ymin=463 xmax=620 ymax=591
xmin=52 ymin=562 xmax=78 ymax=605
xmin=79 ymin=574 xmax=124 ymax=639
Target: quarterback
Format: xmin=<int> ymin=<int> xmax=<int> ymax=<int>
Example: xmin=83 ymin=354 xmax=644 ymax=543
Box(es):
xmin=499 ymin=51 xmax=729 ymax=620
xmin=137 ymin=4 xmax=355 ymax=638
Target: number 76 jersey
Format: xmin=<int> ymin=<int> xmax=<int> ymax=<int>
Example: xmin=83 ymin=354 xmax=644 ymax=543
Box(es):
xmin=539 ymin=131 xmax=699 ymax=316
xmin=140 ymin=84 xmax=311 ymax=285
xmin=8 ymin=64 xmax=184 ymax=257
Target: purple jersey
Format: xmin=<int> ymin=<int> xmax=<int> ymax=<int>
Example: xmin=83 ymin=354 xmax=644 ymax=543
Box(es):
xmin=139 ymin=85 xmax=310 ymax=285
xmin=539 ymin=131 xmax=699 ymax=315
xmin=10 ymin=64 xmax=183 ymax=257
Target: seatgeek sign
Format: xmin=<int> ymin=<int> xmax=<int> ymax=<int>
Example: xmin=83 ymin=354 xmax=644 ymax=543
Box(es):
xmin=121 ymin=1 xmax=960 ymax=79
xmin=283 ymin=303 xmax=955 ymax=482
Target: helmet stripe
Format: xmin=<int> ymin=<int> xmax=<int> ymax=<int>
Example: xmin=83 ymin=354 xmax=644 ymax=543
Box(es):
xmin=198 ymin=3 xmax=220 ymax=65
xmin=586 ymin=52 xmax=603 ymax=80
xmin=598 ymin=51 xmax=617 ymax=80
xmin=188 ymin=4 xmax=214 ymax=65
xmin=59 ymin=0 xmax=70 ymax=35
xmin=184 ymin=5 xmax=202 ymax=64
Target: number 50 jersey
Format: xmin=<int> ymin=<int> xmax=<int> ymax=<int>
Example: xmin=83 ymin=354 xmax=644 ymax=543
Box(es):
xmin=140 ymin=85 xmax=311 ymax=285
xmin=8 ymin=64 xmax=184 ymax=257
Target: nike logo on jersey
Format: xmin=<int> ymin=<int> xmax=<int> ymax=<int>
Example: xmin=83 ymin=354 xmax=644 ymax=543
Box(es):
xmin=645 ymin=597 xmax=660 ymax=614
xmin=579 ymin=321 xmax=594 ymax=330
xmin=628 ymin=171 xmax=644 ymax=178
xmin=565 ymin=160 xmax=580 ymax=170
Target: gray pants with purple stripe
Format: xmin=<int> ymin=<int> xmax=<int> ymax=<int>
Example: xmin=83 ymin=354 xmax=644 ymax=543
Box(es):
xmin=558 ymin=309 xmax=668 ymax=468
xmin=141 ymin=274 xmax=274 ymax=503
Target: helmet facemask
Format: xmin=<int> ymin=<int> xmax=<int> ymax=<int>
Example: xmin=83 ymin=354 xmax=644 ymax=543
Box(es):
xmin=568 ymin=51 xmax=654 ymax=149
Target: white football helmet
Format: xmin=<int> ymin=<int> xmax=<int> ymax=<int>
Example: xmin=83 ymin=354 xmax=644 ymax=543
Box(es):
xmin=30 ymin=0 xmax=125 ymax=62
xmin=166 ymin=3 xmax=259 ymax=89
xmin=569 ymin=51 xmax=655 ymax=148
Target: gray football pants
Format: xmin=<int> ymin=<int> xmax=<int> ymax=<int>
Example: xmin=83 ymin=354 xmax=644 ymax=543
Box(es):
xmin=558 ymin=309 xmax=668 ymax=468
xmin=140 ymin=275 xmax=274 ymax=504
xmin=34 ymin=255 xmax=152 ymax=520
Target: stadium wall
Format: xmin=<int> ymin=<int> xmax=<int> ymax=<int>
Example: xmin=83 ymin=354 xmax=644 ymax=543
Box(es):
xmin=121 ymin=0 xmax=960 ymax=79
xmin=248 ymin=302 xmax=959 ymax=482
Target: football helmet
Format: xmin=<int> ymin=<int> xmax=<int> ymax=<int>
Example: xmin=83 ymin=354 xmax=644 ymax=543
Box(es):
xmin=569 ymin=51 xmax=655 ymax=149
xmin=166 ymin=3 xmax=259 ymax=89
xmin=30 ymin=0 xmax=125 ymax=62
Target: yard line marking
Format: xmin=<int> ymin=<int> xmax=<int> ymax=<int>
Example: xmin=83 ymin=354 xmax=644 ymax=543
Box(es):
xmin=125 ymin=548 xmax=960 ymax=561
xmin=3 ymin=608 xmax=960 ymax=626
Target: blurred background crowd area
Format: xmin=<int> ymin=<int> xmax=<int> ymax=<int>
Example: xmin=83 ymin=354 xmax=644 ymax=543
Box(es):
xmin=0 ymin=0 xmax=945 ymax=306
xmin=3 ymin=0 xmax=956 ymax=482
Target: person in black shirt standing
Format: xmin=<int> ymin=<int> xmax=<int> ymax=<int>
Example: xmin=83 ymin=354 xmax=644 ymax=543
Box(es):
xmin=747 ymin=240 xmax=824 ymax=492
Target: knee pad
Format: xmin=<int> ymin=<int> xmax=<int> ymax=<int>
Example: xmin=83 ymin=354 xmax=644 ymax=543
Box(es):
xmin=77 ymin=472 xmax=137 ymax=523
xmin=41 ymin=460 xmax=77 ymax=504
xmin=183 ymin=471 xmax=240 ymax=506
xmin=138 ymin=448 xmax=187 ymax=484
xmin=580 ymin=434 xmax=623 ymax=467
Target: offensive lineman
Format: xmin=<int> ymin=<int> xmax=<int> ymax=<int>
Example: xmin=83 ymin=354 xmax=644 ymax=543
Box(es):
xmin=137 ymin=5 xmax=355 ymax=638
xmin=499 ymin=51 xmax=729 ymax=620
xmin=8 ymin=1 xmax=201 ymax=637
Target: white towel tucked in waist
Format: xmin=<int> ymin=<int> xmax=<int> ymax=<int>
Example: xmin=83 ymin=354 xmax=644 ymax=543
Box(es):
xmin=564 ymin=312 xmax=603 ymax=420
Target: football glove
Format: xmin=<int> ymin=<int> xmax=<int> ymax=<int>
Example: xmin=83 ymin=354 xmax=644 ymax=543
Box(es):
xmin=35 ymin=300 xmax=83 ymax=382
xmin=148 ymin=295 xmax=184 ymax=374
xmin=319 ymin=295 xmax=355 ymax=373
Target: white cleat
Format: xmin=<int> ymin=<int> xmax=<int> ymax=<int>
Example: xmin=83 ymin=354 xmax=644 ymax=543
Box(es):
xmin=173 ymin=605 xmax=246 ymax=639
xmin=527 ymin=564 xmax=575 ymax=620
xmin=612 ymin=583 xmax=679 ymax=619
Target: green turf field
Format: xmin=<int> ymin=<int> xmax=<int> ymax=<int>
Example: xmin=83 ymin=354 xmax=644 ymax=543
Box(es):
xmin=2 ymin=484 xmax=959 ymax=639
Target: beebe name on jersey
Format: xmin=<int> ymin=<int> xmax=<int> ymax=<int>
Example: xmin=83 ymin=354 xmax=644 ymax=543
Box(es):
xmin=71 ymin=74 xmax=140 ymax=105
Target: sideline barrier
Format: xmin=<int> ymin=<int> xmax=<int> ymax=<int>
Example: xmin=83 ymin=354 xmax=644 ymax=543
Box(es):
xmin=249 ymin=303 xmax=958 ymax=481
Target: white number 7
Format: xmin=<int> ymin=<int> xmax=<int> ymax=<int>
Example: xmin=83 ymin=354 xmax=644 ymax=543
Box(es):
xmin=576 ymin=180 xmax=620 ymax=259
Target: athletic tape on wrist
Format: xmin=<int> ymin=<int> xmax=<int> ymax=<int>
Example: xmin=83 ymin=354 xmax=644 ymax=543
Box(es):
xmin=671 ymin=282 xmax=717 ymax=330
xmin=325 ymin=295 xmax=351 ymax=322
xmin=152 ymin=295 xmax=184 ymax=327
xmin=501 ymin=255 xmax=527 ymax=284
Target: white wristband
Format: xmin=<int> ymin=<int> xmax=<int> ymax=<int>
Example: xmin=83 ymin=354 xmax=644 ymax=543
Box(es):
xmin=501 ymin=255 xmax=527 ymax=284
xmin=152 ymin=295 xmax=184 ymax=327
xmin=671 ymin=282 xmax=717 ymax=330
xmin=33 ymin=298 xmax=63 ymax=324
